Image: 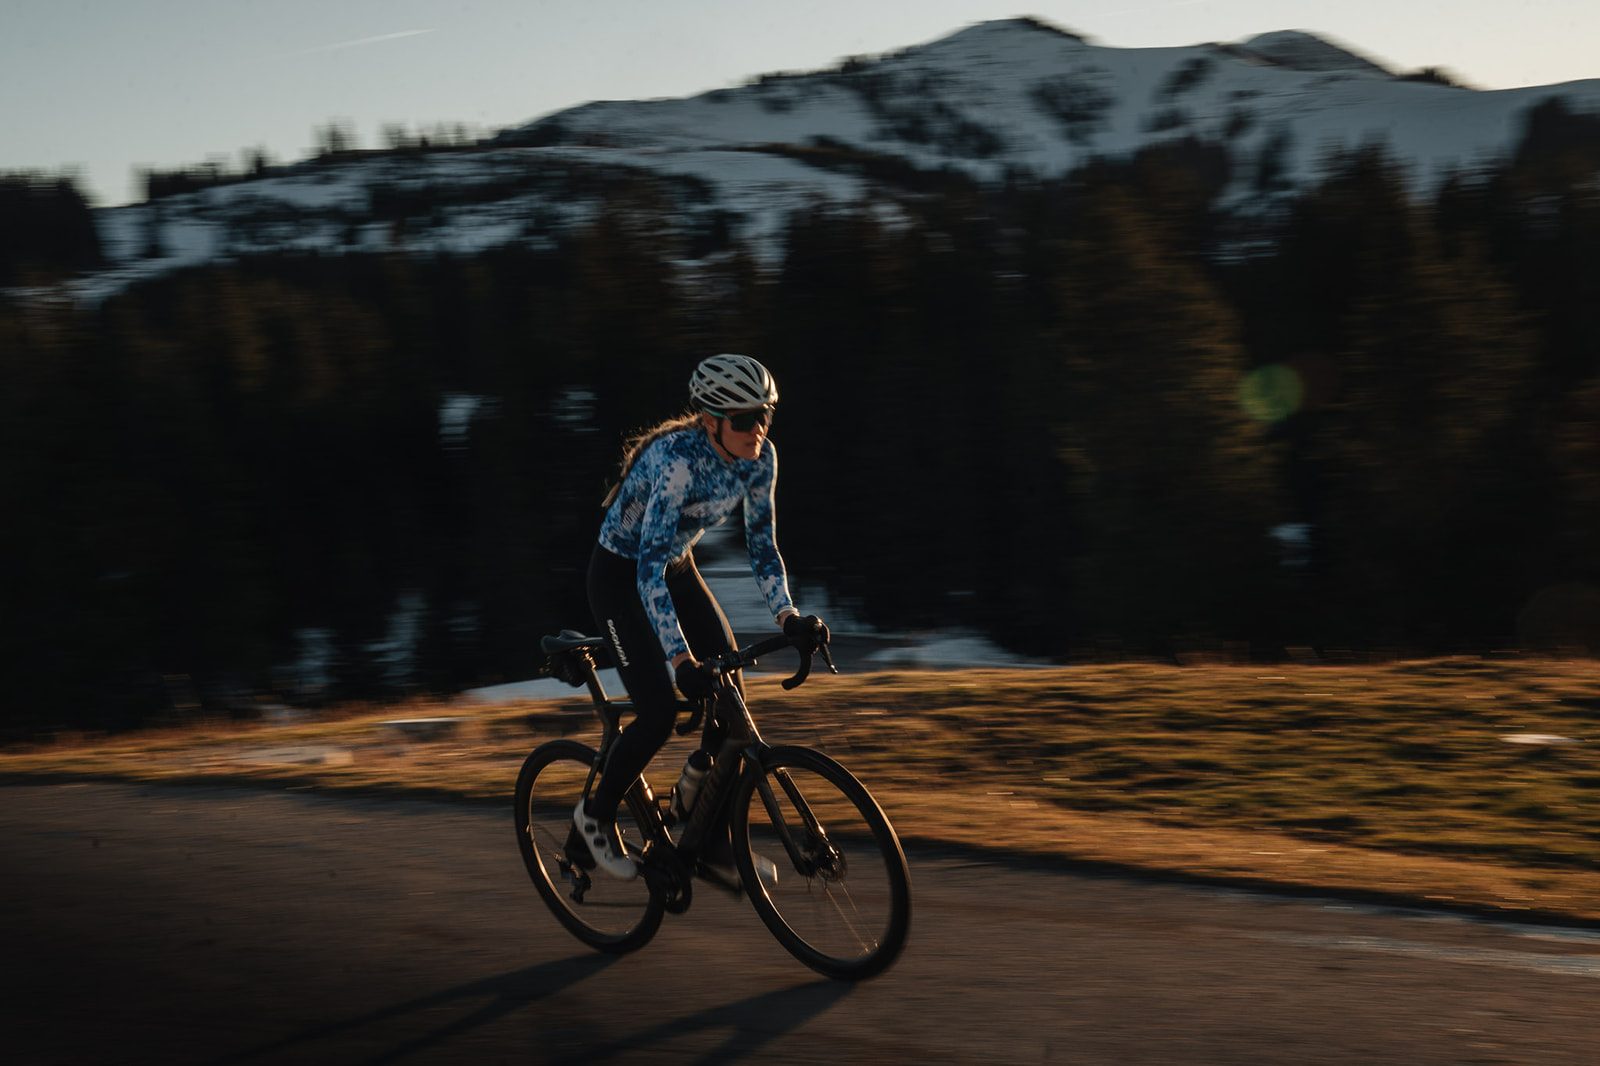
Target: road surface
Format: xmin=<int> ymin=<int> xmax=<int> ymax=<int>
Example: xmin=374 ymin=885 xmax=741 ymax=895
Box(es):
xmin=4 ymin=782 xmax=1598 ymax=1064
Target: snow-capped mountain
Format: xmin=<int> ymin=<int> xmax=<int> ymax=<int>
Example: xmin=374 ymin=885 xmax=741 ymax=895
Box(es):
xmin=81 ymin=17 xmax=1600 ymax=299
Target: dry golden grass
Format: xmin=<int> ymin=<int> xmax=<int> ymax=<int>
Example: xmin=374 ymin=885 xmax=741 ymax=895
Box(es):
xmin=4 ymin=658 xmax=1597 ymax=920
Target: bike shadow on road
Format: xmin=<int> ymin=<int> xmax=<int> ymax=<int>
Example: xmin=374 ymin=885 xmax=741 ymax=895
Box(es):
xmin=545 ymin=978 xmax=853 ymax=1065
xmin=211 ymin=952 xmax=619 ymax=1066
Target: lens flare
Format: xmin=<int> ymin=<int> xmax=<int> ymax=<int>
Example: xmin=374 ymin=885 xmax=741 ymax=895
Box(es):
xmin=1239 ymin=364 xmax=1305 ymax=423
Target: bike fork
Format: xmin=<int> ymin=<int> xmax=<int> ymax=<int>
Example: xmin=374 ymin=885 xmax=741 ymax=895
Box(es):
xmin=750 ymin=761 xmax=833 ymax=876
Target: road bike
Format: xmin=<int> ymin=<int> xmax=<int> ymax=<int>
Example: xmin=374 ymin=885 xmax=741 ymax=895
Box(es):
xmin=514 ymin=629 xmax=911 ymax=981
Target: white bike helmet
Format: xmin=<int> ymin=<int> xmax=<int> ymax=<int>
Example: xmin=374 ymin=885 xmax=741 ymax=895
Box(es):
xmin=689 ymin=354 xmax=779 ymax=413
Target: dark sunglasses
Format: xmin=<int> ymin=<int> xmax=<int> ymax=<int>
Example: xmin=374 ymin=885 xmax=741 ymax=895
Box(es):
xmin=717 ymin=405 xmax=775 ymax=432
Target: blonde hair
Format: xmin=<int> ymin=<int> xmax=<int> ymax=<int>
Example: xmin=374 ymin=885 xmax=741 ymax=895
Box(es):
xmin=601 ymin=410 xmax=702 ymax=509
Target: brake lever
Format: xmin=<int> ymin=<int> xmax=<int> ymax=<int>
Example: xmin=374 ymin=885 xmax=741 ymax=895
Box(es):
xmin=675 ymin=695 xmax=708 ymax=736
xmin=781 ymin=640 xmax=839 ymax=690
xmin=674 ymin=665 xmax=727 ymax=736
xmin=781 ymin=649 xmax=813 ymax=691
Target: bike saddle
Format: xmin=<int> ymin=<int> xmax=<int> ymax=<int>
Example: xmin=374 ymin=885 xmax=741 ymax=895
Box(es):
xmin=540 ymin=630 xmax=608 ymax=654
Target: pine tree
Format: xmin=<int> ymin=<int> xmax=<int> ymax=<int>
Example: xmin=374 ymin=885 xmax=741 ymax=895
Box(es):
xmin=1292 ymin=148 xmax=1540 ymax=649
xmin=1049 ymin=181 xmax=1285 ymax=654
xmin=0 ymin=172 xmax=103 ymax=284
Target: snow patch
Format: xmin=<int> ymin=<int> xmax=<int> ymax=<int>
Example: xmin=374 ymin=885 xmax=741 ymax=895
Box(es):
xmin=463 ymin=669 xmax=625 ymax=704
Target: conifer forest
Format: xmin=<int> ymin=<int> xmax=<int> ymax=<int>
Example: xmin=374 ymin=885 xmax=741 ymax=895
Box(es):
xmin=4 ymin=112 xmax=1598 ymax=732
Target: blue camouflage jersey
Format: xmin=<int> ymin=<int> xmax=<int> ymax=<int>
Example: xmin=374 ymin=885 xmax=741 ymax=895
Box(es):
xmin=598 ymin=427 xmax=795 ymax=661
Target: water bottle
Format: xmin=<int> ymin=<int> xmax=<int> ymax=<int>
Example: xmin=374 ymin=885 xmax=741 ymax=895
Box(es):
xmin=670 ymin=750 xmax=712 ymax=823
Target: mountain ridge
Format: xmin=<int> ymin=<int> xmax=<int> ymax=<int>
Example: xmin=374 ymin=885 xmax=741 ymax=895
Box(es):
xmin=1233 ymin=30 xmax=1394 ymax=76
xmin=58 ymin=17 xmax=1600 ymax=300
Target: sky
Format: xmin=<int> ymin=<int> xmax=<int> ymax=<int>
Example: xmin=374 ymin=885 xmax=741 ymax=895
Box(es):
xmin=5 ymin=0 xmax=1599 ymax=207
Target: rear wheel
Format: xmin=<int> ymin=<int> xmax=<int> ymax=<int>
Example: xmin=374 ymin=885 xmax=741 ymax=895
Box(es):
xmin=732 ymin=744 xmax=911 ymax=980
xmin=514 ymin=739 xmax=663 ymax=953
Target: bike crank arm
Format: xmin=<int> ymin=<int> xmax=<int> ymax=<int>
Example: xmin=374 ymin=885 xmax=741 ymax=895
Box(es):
xmin=640 ymin=841 xmax=693 ymax=914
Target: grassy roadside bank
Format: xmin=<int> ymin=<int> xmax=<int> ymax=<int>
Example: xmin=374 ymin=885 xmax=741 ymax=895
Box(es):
xmin=4 ymin=658 xmax=1597 ymax=922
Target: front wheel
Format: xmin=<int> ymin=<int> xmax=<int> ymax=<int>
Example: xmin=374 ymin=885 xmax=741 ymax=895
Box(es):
xmin=732 ymin=744 xmax=911 ymax=980
xmin=514 ymin=739 xmax=663 ymax=953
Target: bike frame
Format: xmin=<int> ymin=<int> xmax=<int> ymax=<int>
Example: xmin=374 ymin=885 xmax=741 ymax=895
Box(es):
xmin=557 ymin=632 xmax=835 ymax=895
xmin=689 ymin=681 xmax=838 ymax=880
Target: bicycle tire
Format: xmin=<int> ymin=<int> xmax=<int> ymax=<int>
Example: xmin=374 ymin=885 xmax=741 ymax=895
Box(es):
xmin=732 ymin=744 xmax=911 ymax=980
xmin=513 ymin=739 xmax=664 ymax=953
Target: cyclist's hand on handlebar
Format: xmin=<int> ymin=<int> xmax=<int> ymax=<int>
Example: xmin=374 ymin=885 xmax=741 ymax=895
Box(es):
xmin=674 ymin=657 xmax=716 ymax=702
xmin=783 ymin=613 xmax=830 ymax=654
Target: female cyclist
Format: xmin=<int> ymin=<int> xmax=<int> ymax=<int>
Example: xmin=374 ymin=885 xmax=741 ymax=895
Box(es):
xmin=575 ymin=354 xmax=829 ymax=879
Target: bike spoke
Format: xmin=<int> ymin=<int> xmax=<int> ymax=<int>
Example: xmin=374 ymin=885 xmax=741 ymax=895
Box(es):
xmin=514 ymin=740 xmax=663 ymax=952
xmin=808 ymin=877 xmax=876 ymax=952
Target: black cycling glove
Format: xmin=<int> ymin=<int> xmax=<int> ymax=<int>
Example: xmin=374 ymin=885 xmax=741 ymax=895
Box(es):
xmin=675 ymin=658 xmax=716 ymax=702
xmin=783 ymin=613 xmax=830 ymax=653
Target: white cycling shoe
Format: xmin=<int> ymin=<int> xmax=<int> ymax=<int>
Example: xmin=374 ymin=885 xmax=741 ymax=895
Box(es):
xmin=572 ymin=799 xmax=638 ymax=881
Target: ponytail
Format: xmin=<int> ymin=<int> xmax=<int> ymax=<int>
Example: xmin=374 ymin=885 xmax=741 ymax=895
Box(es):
xmin=601 ymin=410 xmax=701 ymax=509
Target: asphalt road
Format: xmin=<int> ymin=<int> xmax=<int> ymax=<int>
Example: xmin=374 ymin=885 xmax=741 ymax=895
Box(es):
xmin=4 ymin=782 xmax=1599 ymax=1065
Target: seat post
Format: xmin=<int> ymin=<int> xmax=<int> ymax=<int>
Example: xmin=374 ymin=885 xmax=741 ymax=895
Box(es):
xmin=577 ymin=651 xmax=609 ymax=705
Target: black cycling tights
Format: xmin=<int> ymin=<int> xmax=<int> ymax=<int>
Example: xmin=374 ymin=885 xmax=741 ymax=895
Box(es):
xmin=585 ymin=544 xmax=742 ymax=821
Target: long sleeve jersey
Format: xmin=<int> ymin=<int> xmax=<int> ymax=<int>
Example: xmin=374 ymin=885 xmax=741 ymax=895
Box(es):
xmin=597 ymin=427 xmax=796 ymax=661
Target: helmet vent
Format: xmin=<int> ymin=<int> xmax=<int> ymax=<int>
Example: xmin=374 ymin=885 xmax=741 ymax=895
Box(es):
xmin=689 ymin=354 xmax=779 ymax=411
